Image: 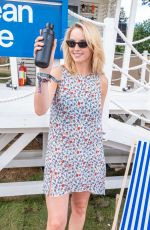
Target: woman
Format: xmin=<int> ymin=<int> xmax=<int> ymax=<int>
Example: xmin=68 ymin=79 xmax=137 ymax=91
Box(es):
xmin=34 ymin=20 xmax=108 ymax=230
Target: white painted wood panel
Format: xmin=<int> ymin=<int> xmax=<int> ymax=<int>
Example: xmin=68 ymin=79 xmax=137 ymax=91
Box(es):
xmin=0 ymin=176 xmax=130 ymax=197
xmin=0 ymin=134 xmax=18 ymax=151
xmin=0 ymin=132 xmax=39 ymax=170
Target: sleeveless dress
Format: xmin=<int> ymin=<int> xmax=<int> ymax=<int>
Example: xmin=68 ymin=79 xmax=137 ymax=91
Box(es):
xmin=43 ymin=67 xmax=106 ymax=197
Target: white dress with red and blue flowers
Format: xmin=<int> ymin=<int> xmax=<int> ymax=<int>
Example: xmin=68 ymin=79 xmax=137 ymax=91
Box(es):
xmin=43 ymin=67 xmax=106 ymax=196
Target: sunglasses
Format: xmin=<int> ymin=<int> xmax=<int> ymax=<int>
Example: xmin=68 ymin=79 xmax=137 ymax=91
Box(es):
xmin=66 ymin=40 xmax=88 ymax=48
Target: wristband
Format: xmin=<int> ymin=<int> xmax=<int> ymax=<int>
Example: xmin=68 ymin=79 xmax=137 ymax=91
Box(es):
xmin=37 ymin=72 xmax=61 ymax=93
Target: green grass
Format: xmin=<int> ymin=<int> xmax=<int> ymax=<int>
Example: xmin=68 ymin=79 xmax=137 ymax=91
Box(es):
xmin=0 ymin=195 xmax=47 ymax=230
xmin=0 ymin=193 xmax=124 ymax=230
xmin=0 ymin=167 xmax=125 ymax=230
xmin=84 ymin=196 xmax=115 ymax=230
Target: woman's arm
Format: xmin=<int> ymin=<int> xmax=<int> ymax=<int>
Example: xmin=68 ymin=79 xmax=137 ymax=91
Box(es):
xmin=34 ymin=66 xmax=61 ymax=116
xmin=101 ymin=74 xmax=108 ymax=109
xmin=33 ymin=35 xmax=61 ymax=116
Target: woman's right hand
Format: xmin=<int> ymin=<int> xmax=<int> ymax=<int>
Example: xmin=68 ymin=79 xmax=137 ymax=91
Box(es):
xmin=34 ymin=36 xmax=57 ymax=74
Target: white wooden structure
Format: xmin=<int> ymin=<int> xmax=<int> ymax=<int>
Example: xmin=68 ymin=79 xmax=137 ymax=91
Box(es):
xmin=0 ymin=0 xmax=150 ymax=197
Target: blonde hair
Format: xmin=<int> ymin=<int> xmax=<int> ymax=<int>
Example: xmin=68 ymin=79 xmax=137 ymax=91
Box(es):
xmin=61 ymin=21 xmax=105 ymax=76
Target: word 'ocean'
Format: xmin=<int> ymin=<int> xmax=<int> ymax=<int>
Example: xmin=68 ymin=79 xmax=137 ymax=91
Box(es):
xmin=0 ymin=3 xmax=33 ymax=48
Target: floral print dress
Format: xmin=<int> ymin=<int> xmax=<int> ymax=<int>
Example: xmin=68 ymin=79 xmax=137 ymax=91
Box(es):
xmin=43 ymin=67 xmax=106 ymax=196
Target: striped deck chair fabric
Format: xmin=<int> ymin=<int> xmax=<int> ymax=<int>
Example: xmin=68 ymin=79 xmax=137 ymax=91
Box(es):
xmin=119 ymin=140 xmax=150 ymax=230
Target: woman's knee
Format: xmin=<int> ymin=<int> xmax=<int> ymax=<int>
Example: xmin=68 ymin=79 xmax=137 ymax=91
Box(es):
xmin=71 ymin=192 xmax=90 ymax=216
xmin=71 ymin=202 xmax=88 ymax=216
xmin=46 ymin=193 xmax=69 ymax=229
xmin=47 ymin=215 xmax=67 ymax=230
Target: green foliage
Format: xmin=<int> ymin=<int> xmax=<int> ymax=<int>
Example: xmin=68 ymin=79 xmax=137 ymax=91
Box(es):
xmin=133 ymin=19 xmax=150 ymax=53
xmin=116 ymin=6 xmax=150 ymax=54
xmin=115 ymin=45 xmax=125 ymax=54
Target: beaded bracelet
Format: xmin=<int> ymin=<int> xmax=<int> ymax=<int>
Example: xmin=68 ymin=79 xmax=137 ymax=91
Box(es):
xmin=37 ymin=72 xmax=61 ymax=93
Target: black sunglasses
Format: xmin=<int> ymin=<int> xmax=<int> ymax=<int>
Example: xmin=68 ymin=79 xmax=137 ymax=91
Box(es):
xmin=66 ymin=40 xmax=88 ymax=48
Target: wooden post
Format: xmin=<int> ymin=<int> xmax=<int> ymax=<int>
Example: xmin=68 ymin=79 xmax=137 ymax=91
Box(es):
xmin=115 ymin=194 xmax=120 ymax=230
xmin=120 ymin=0 xmax=138 ymax=89
xmin=111 ymin=141 xmax=135 ymax=230
xmin=9 ymin=57 xmax=19 ymax=88
xmin=102 ymin=17 xmax=116 ymax=140
xmin=141 ymin=50 xmax=148 ymax=84
xmin=141 ymin=51 xmax=148 ymax=127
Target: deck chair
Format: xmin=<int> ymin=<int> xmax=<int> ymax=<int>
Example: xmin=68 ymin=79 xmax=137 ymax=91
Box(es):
xmin=112 ymin=140 xmax=150 ymax=230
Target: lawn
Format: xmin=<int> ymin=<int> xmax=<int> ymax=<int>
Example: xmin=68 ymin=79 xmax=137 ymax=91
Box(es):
xmin=0 ymin=167 xmax=125 ymax=230
xmin=0 ymin=193 xmax=123 ymax=230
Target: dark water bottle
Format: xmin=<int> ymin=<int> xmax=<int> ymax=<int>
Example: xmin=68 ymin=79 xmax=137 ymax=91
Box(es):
xmin=35 ymin=23 xmax=54 ymax=68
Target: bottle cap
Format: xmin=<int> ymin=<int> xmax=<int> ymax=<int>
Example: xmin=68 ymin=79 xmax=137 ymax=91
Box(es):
xmin=46 ymin=23 xmax=54 ymax=30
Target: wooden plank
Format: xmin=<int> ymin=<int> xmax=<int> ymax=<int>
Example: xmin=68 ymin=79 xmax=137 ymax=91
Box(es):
xmin=0 ymin=181 xmax=43 ymax=196
xmin=25 ymin=68 xmax=36 ymax=72
xmin=42 ymin=133 xmax=48 ymax=157
xmin=0 ymin=176 xmax=130 ymax=197
xmin=105 ymin=140 xmax=130 ymax=152
xmin=14 ymin=150 xmax=42 ymax=158
xmin=105 ymin=176 xmax=130 ymax=189
xmin=1 ymin=150 xmax=44 ymax=168
xmin=0 ymin=128 xmax=48 ymax=133
xmin=25 ymin=67 xmax=35 ymax=70
xmin=105 ymin=154 xmax=129 ymax=164
xmin=5 ymin=155 xmax=129 ymax=168
xmin=6 ymin=158 xmax=45 ymax=168
xmin=0 ymin=116 xmax=49 ymax=129
xmin=0 ymin=150 xmax=129 ymax=168
xmin=126 ymin=112 xmax=142 ymax=125
xmin=0 ymin=133 xmax=18 ymax=151
xmin=107 ymin=118 xmax=150 ymax=148
xmin=0 ymin=132 xmax=39 ymax=170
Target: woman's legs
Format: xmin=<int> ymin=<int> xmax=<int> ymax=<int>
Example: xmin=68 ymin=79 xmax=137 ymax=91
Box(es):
xmin=68 ymin=191 xmax=91 ymax=230
xmin=45 ymin=193 xmax=70 ymax=230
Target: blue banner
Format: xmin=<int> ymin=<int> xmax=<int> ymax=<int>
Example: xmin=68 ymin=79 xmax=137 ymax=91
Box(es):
xmin=0 ymin=0 xmax=68 ymax=58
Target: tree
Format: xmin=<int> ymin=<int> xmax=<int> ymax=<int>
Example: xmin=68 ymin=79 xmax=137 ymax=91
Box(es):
xmin=133 ymin=19 xmax=150 ymax=53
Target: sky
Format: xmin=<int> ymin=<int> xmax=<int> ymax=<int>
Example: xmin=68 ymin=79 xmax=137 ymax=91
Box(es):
xmin=121 ymin=0 xmax=150 ymax=23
